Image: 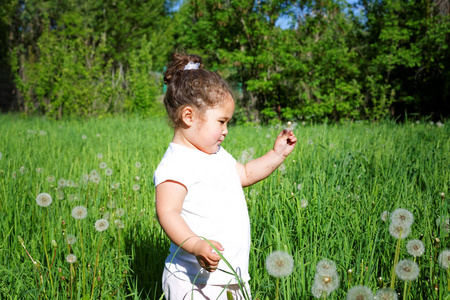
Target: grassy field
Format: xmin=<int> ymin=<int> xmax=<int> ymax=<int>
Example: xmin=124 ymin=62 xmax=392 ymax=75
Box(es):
xmin=0 ymin=114 xmax=449 ymax=299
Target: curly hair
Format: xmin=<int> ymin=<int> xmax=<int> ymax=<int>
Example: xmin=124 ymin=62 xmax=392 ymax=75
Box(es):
xmin=163 ymin=53 xmax=233 ymax=128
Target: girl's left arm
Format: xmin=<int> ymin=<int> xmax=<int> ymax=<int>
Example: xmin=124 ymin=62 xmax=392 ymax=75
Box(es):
xmin=236 ymin=129 xmax=297 ymax=187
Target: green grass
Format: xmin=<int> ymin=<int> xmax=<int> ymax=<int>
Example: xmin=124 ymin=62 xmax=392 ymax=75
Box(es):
xmin=0 ymin=114 xmax=449 ymax=299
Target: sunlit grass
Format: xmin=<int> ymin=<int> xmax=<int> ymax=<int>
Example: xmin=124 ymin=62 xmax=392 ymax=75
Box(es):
xmin=0 ymin=114 xmax=448 ymax=299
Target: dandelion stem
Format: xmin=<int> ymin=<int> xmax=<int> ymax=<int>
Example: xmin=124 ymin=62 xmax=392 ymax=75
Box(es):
xmin=78 ymin=220 xmax=86 ymax=299
xmin=41 ymin=210 xmax=54 ymax=290
xmin=447 ymin=268 xmax=450 ymax=291
xmin=403 ymin=280 xmax=407 ymax=300
xmin=390 ymin=230 xmax=402 ymax=289
xmin=275 ymin=277 xmax=280 ymax=300
xmin=91 ymin=232 xmax=103 ymax=299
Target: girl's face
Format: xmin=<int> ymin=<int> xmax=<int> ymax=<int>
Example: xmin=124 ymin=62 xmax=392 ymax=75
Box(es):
xmin=192 ymin=97 xmax=235 ymax=154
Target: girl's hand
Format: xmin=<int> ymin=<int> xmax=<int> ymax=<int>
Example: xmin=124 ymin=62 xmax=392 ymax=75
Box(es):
xmin=193 ymin=239 xmax=224 ymax=272
xmin=274 ymin=129 xmax=297 ymax=158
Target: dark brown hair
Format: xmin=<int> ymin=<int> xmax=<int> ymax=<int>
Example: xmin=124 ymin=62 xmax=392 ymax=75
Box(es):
xmin=163 ymin=53 xmax=233 ymax=128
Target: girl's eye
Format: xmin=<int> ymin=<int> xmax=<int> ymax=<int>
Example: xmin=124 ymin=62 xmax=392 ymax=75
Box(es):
xmin=220 ymin=121 xmax=225 ymax=124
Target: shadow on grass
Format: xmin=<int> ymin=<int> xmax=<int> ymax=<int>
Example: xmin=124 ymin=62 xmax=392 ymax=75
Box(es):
xmin=124 ymin=218 xmax=169 ymax=299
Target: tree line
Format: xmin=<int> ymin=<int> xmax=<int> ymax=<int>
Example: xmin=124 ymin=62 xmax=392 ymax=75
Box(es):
xmin=0 ymin=0 xmax=448 ymax=122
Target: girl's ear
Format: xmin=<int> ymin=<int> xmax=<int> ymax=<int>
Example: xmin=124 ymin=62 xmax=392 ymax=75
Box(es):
xmin=181 ymin=106 xmax=194 ymax=127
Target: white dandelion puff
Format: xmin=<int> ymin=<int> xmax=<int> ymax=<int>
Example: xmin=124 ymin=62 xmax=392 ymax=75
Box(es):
xmin=103 ymin=212 xmax=111 ymax=220
xmin=115 ymin=208 xmax=125 ymax=217
xmin=36 ymin=168 xmax=43 ymax=173
xmin=58 ymin=178 xmax=67 ymax=188
xmin=72 ymin=206 xmax=88 ymax=220
xmin=297 ymin=183 xmax=302 ymax=190
xmin=133 ymin=184 xmax=140 ymax=191
xmin=395 ymin=259 xmax=420 ymax=281
xmin=57 ymin=190 xmax=65 ymax=200
xmin=97 ymin=153 xmax=103 ymax=159
xmin=300 ymin=199 xmax=308 ymax=208
xmin=66 ymin=254 xmax=77 ymax=264
xmin=388 ymin=222 xmax=411 ymax=239
xmin=134 ymin=176 xmax=140 ymax=181
xmin=94 ymin=219 xmax=109 ymax=232
xmin=438 ymin=250 xmax=450 ymax=269
xmin=99 ymin=162 xmax=107 ymax=169
xmin=375 ymin=288 xmax=398 ymax=300
xmin=36 ymin=193 xmax=52 ymax=207
xmin=114 ymin=219 xmax=125 ymax=229
xmin=46 ymin=175 xmax=55 ymax=182
xmin=105 ymin=168 xmax=113 ymax=176
xmin=107 ymin=200 xmax=116 ymax=209
xmin=265 ymin=250 xmax=294 ymax=278
xmin=347 ymin=285 xmax=374 ymax=300
xmin=390 ymin=208 xmax=414 ymax=227
xmin=311 ymin=271 xmax=339 ymax=298
xmin=111 ymin=182 xmax=120 ymax=189
xmin=90 ymin=169 xmax=99 ymax=177
xmin=81 ymin=135 xmax=87 ymax=140
xmin=316 ymin=259 xmax=337 ymax=276
xmin=381 ymin=211 xmax=389 ymax=222
xmin=135 ymin=162 xmax=142 ymax=168
xmin=90 ymin=174 xmax=101 ymax=184
xmin=406 ymin=240 xmax=425 ymax=257
xmin=436 ymin=216 xmax=450 ymax=233
xmin=66 ymin=234 xmax=77 ymax=245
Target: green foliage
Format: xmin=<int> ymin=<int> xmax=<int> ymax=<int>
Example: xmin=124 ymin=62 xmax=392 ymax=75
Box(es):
xmin=0 ymin=115 xmax=449 ymax=298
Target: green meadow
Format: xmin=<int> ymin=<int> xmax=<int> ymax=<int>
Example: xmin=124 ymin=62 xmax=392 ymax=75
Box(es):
xmin=0 ymin=114 xmax=449 ymax=299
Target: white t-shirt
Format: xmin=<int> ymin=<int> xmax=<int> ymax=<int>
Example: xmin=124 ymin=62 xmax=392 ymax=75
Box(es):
xmin=153 ymin=143 xmax=251 ymax=285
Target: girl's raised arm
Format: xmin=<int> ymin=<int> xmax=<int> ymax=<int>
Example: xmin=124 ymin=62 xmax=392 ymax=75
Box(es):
xmin=236 ymin=129 xmax=297 ymax=187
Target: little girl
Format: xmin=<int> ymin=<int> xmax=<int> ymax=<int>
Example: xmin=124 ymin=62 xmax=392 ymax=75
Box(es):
xmin=154 ymin=53 xmax=297 ymax=299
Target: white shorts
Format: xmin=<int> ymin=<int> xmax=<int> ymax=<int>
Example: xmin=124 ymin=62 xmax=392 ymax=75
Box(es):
xmin=162 ymin=267 xmax=252 ymax=300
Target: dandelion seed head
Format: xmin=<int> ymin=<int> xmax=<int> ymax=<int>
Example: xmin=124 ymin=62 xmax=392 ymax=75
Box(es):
xmin=265 ymin=250 xmax=294 ymax=278
xmin=36 ymin=168 xmax=43 ymax=173
xmin=66 ymin=234 xmax=77 ymax=245
xmin=115 ymin=219 xmax=125 ymax=228
xmin=133 ymin=184 xmax=140 ymax=191
xmin=46 ymin=175 xmax=55 ymax=182
xmin=347 ymin=285 xmax=374 ymax=300
xmin=107 ymin=201 xmax=116 ymax=209
xmin=388 ymin=222 xmax=411 ymax=239
xmin=90 ymin=174 xmax=101 ymax=184
xmin=81 ymin=135 xmax=87 ymax=140
xmin=116 ymin=208 xmax=125 ymax=217
xmin=99 ymin=162 xmax=107 ymax=169
xmin=278 ymin=163 xmax=286 ymax=173
xmin=90 ymin=169 xmax=99 ymax=177
xmin=97 ymin=153 xmax=103 ymax=159
xmin=103 ymin=212 xmax=111 ymax=220
xmin=316 ymin=259 xmax=337 ymax=276
xmin=395 ymin=259 xmax=420 ymax=281
xmin=380 ymin=211 xmax=389 ymax=222
xmin=58 ymin=178 xmax=67 ymax=188
xmin=312 ymin=271 xmax=339 ymax=297
xmin=66 ymin=254 xmax=77 ymax=264
xmin=58 ymin=190 xmax=65 ymax=200
xmin=105 ymin=168 xmax=113 ymax=176
xmin=297 ymin=183 xmax=302 ymax=190
xmin=111 ymin=182 xmax=120 ymax=189
xmin=375 ymin=288 xmax=398 ymax=300
xmin=71 ymin=206 xmax=88 ymax=220
xmin=436 ymin=216 xmax=450 ymax=233
xmin=438 ymin=250 xmax=450 ymax=269
xmin=19 ymin=166 xmax=28 ymax=174
xmin=300 ymin=199 xmax=308 ymax=208
xmin=94 ymin=219 xmax=109 ymax=232
xmin=135 ymin=162 xmax=142 ymax=168
xmin=134 ymin=176 xmax=140 ymax=181
xmin=390 ymin=208 xmax=414 ymax=227
xmin=36 ymin=193 xmax=52 ymax=207
xmin=406 ymin=240 xmax=425 ymax=257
